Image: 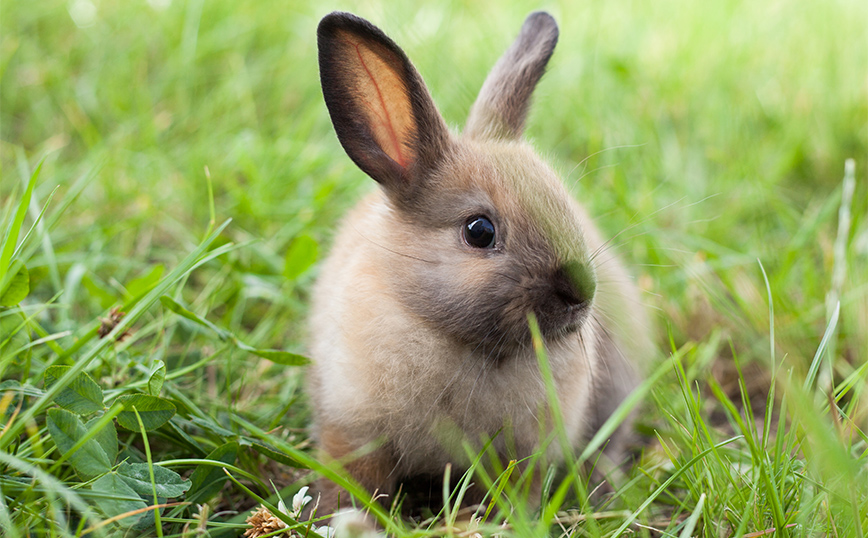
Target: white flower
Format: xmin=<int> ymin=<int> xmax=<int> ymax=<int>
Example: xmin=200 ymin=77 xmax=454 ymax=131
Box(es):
xmin=332 ymin=510 xmax=381 ymax=538
xmin=291 ymin=486 xmax=313 ymax=516
xmin=313 ymin=525 xmax=336 ymax=538
xmin=277 ymin=498 xmax=289 ymax=517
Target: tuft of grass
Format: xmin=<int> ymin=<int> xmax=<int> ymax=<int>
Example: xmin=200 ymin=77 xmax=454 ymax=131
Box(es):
xmin=1 ymin=0 xmax=866 ymax=536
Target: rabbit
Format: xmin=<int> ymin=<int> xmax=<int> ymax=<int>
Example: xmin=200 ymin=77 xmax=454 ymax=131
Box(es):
xmin=307 ymin=10 xmax=651 ymax=514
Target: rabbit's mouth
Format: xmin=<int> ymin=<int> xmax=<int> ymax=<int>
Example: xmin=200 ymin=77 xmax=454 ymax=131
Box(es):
xmin=533 ymin=298 xmax=593 ymax=340
xmin=476 ymin=293 xmax=594 ymax=356
xmin=561 ymin=301 xmax=594 ymax=332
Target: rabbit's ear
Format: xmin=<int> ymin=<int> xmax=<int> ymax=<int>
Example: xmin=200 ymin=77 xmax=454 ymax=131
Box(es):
xmin=318 ymin=12 xmax=450 ymax=194
xmin=465 ymin=12 xmax=558 ymax=141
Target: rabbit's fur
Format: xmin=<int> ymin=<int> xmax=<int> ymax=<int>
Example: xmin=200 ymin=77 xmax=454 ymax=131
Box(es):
xmin=308 ymin=11 xmax=650 ymax=512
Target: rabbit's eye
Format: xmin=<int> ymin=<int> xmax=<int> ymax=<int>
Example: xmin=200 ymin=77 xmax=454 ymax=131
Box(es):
xmin=463 ymin=216 xmax=496 ymax=249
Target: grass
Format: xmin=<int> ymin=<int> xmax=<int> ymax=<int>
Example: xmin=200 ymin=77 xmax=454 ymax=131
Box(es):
xmin=1 ymin=0 xmax=867 ymax=535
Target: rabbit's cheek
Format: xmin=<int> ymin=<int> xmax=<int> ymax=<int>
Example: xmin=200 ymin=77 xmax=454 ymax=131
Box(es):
xmin=387 ymin=254 xmax=513 ymax=349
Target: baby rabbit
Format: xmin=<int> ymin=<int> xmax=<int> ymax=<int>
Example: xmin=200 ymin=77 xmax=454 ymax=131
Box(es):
xmin=308 ymin=11 xmax=650 ymax=513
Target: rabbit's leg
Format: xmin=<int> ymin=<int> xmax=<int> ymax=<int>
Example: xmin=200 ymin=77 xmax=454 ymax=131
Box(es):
xmin=309 ymin=425 xmax=398 ymax=516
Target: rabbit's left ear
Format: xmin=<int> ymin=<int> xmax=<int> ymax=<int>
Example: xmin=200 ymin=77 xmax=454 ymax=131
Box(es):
xmin=318 ymin=12 xmax=451 ymax=197
xmin=464 ymin=12 xmax=559 ymax=141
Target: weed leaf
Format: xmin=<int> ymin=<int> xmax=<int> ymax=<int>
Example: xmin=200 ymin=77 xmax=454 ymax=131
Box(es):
xmin=46 ymin=408 xmax=112 ymax=479
xmin=187 ymin=441 xmax=238 ymax=504
xmin=115 ymin=394 xmax=176 ymax=431
xmin=147 ymin=360 xmax=166 ymax=396
xmin=0 ymin=261 xmax=29 ymax=306
xmin=44 ymin=366 xmax=104 ymax=415
xmin=283 ymin=234 xmax=318 ymax=280
xmin=90 ymin=472 xmax=149 ymax=528
xmin=82 ymin=274 xmax=117 ymax=309
xmin=86 ymin=415 xmax=118 ymax=465
xmin=125 ymin=264 xmax=165 ymax=299
xmin=117 ymin=461 xmax=192 ymax=498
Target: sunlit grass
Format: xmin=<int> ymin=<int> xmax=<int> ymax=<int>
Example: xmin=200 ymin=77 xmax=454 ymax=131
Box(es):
xmin=1 ymin=0 xmax=866 ymax=535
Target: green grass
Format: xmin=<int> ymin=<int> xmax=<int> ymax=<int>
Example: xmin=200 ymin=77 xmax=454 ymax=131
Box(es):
xmin=1 ymin=0 xmax=867 ymax=536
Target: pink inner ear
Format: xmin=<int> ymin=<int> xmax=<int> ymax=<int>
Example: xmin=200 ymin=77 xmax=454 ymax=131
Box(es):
xmin=337 ymin=31 xmax=416 ymax=169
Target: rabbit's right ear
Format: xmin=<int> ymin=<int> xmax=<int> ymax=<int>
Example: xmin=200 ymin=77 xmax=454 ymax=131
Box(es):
xmin=318 ymin=12 xmax=451 ymax=196
xmin=465 ymin=12 xmax=559 ymax=141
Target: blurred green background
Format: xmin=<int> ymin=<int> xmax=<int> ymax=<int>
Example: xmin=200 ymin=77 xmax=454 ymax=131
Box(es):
xmin=1 ymin=0 xmax=867 ymax=532
xmin=4 ymin=0 xmax=865 ymax=364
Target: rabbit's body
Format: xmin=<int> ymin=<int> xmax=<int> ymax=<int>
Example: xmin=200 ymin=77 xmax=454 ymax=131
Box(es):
xmin=308 ymin=11 xmax=650 ymax=510
xmin=310 ymin=195 xmax=597 ymax=477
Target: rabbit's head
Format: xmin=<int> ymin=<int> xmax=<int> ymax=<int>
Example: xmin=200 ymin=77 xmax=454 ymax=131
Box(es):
xmin=318 ymin=12 xmax=598 ymax=356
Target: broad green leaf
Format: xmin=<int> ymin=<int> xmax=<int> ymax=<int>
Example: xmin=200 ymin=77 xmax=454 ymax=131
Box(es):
xmin=125 ymin=264 xmax=164 ymax=299
xmin=283 ymin=234 xmax=318 ymax=280
xmin=81 ymin=274 xmax=117 ymax=309
xmin=115 ymin=394 xmax=176 ymax=431
xmin=0 ymin=379 xmax=21 ymax=391
xmin=90 ymin=472 xmax=148 ymax=528
xmin=234 ymin=340 xmax=311 ymax=366
xmin=44 ymin=365 xmax=104 ymax=415
xmin=187 ymin=441 xmax=238 ymax=504
xmin=251 ymin=442 xmax=309 ymax=469
xmin=117 ymin=461 xmax=192 ymax=498
xmin=47 ymin=408 xmax=112 ymax=479
xmin=147 ymin=360 xmax=166 ymax=396
xmin=86 ymin=416 xmax=118 ymax=465
xmin=0 ymin=261 xmax=28 ymax=306
xmin=159 ymin=295 xmax=229 ymax=339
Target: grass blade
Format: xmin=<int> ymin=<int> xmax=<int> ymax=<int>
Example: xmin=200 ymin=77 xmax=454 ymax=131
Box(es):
xmin=0 ymin=219 xmax=233 ymax=450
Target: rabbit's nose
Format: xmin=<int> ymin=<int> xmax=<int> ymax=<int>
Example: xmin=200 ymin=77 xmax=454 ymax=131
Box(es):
xmin=554 ymin=260 xmax=596 ymax=308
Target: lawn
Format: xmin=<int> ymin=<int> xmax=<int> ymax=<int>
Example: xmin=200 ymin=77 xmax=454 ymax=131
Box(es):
xmin=1 ymin=0 xmax=866 ymax=536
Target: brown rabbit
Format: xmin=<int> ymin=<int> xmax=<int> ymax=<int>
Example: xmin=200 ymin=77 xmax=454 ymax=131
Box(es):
xmin=307 ymin=11 xmax=650 ymax=513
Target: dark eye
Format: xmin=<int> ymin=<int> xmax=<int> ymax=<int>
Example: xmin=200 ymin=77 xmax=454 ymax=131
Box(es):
xmin=463 ymin=216 xmax=496 ymax=249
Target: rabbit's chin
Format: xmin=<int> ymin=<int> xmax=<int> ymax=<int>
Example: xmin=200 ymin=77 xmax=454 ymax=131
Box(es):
xmin=459 ymin=303 xmax=594 ymax=362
